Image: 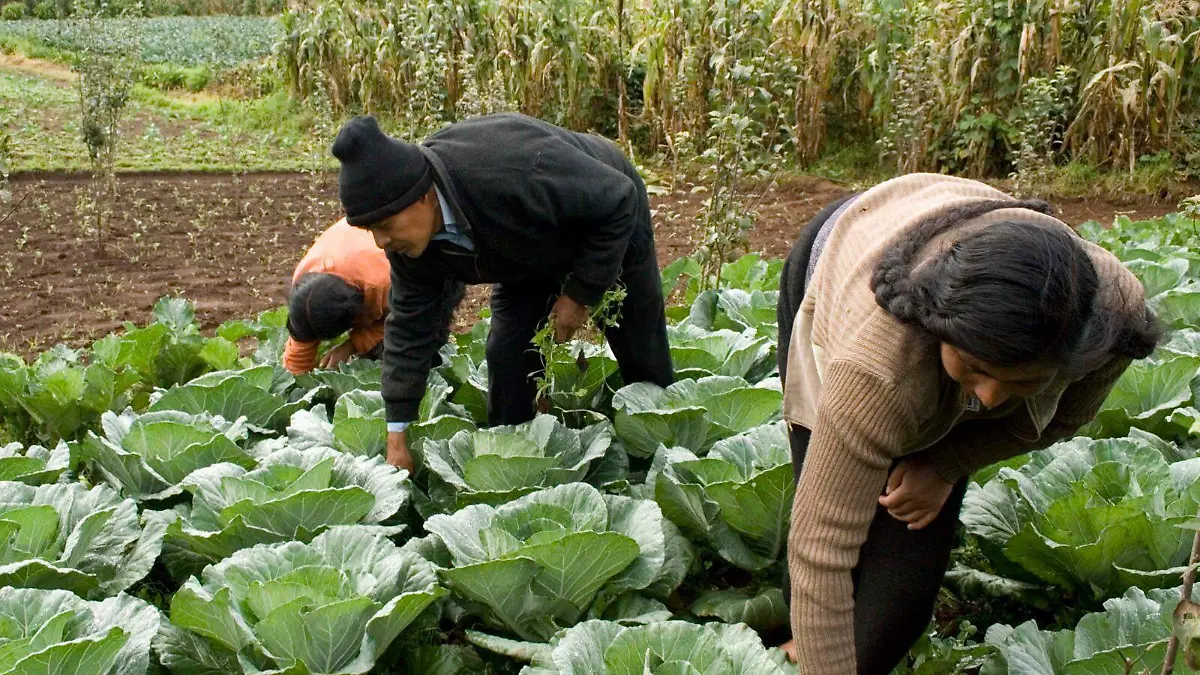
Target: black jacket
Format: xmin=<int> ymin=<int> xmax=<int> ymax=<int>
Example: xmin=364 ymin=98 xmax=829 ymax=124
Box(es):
xmin=383 ymin=113 xmax=652 ymax=423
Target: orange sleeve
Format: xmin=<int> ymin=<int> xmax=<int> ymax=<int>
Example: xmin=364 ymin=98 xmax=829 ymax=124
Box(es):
xmin=362 ymin=284 xmax=390 ymax=324
xmin=347 ymin=284 xmax=389 ymax=355
xmin=283 ymin=337 xmax=320 ymax=375
xmin=348 ymin=321 xmax=385 ymax=355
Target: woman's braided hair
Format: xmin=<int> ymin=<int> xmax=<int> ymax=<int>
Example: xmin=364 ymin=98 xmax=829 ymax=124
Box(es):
xmin=870 ymin=199 xmax=1160 ymax=370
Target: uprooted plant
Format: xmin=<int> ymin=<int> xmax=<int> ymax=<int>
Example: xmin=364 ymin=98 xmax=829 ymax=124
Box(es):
xmin=532 ymin=283 xmax=628 ymax=415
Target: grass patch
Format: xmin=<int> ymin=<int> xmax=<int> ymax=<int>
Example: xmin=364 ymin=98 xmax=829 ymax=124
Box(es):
xmin=800 ymin=141 xmax=894 ymax=189
xmin=0 ymin=68 xmax=330 ymax=172
xmin=140 ymin=62 xmax=211 ymax=92
xmin=800 ymin=140 xmax=1191 ymax=198
xmin=1042 ymin=155 xmax=1190 ymax=199
xmin=0 ymin=31 xmax=74 ymax=63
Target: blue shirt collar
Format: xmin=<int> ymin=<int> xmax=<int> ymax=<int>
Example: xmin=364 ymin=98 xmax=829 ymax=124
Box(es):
xmin=435 ymin=186 xmax=456 ymax=230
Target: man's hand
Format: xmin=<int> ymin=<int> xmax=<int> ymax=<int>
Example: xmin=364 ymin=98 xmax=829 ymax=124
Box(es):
xmin=386 ymin=430 xmax=415 ymax=474
xmin=319 ymin=341 xmax=358 ymax=369
xmin=878 ymin=457 xmax=954 ymax=530
xmin=550 ymin=294 xmax=589 ymax=343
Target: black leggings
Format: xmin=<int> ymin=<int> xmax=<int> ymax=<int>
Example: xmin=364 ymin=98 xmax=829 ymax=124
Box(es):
xmin=778 ymin=199 xmax=969 ymax=675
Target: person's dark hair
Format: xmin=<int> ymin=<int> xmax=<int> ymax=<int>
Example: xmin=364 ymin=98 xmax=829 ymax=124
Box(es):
xmin=287 ymin=273 xmax=364 ymax=342
xmin=871 ymin=199 xmax=1160 ymax=371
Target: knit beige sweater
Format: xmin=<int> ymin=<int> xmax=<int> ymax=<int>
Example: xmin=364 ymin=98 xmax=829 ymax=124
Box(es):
xmin=782 ymin=173 xmax=1143 ymax=674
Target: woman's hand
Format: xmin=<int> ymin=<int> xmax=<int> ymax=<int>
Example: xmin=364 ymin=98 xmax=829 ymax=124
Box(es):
xmin=878 ymin=458 xmax=953 ymax=530
xmin=319 ymin=341 xmax=358 ymax=369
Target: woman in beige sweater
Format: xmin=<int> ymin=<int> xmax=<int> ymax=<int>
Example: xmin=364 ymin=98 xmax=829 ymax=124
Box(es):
xmin=776 ymin=174 xmax=1160 ymax=674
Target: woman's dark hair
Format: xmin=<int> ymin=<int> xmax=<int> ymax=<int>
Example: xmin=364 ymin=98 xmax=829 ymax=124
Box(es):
xmin=287 ymin=273 xmax=364 ymax=342
xmin=871 ymin=199 xmax=1161 ymax=371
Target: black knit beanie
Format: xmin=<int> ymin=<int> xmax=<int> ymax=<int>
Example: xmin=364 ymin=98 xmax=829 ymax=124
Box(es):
xmin=287 ymin=273 xmax=364 ymax=342
xmin=331 ymin=116 xmax=433 ymax=227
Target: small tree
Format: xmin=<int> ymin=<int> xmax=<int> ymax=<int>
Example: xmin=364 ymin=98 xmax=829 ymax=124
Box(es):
xmin=691 ymin=0 xmax=781 ymax=292
xmin=73 ymin=6 xmax=136 ymax=253
xmin=0 ymin=120 xmax=10 ymax=201
xmin=0 ymin=111 xmax=14 ymax=222
xmin=1009 ymin=67 xmax=1076 ymax=197
xmin=693 ymin=109 xmax=762 ymax=291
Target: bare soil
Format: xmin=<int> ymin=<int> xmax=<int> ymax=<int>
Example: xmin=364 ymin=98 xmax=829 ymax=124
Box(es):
xmin=0 ymin=170 xmax=1184 ymax=357
xmin=0 ymin=53 xmax=76 ymax=83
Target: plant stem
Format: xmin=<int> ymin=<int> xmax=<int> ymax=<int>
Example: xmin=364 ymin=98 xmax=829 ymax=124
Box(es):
xmin=1163 ymin=520 xmax=1200 ymax=675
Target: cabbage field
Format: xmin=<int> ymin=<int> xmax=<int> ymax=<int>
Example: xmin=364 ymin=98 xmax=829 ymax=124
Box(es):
xmin=1 ymin=16 xmax=280 ymax=68
xmin=0 ymin=209 xmax=1199 ymax=674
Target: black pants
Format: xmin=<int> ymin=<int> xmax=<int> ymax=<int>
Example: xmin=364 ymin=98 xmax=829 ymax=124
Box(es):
xmin=485 ymin=228 xmax=674 ymax=426
xmin=779 ymin=197 xmax=969 ymax=675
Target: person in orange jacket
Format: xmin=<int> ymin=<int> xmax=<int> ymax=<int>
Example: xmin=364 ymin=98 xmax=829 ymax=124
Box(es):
xmin=282 ymin=219 xmax=392 ymax=375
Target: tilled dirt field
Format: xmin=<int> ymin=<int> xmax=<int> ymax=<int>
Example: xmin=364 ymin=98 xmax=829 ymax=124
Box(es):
xmin=0 ymin=170 xmax=1183 ymax=357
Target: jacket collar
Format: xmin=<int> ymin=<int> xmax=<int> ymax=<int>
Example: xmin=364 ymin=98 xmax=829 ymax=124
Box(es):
xmin=418 ymin=144 xmax=474 ymax=239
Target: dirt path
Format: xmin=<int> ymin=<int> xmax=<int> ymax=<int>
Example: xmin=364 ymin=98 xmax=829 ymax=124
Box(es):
xmin=0 ymin=171 xmax=1184 ymax=357
xmin=0 ymin=53 xmax=75 ymax=83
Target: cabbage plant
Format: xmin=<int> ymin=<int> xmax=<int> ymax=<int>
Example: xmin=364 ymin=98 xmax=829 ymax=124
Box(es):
xmin=539 ymin=341 xmax=621 ymax=416
xmin=94 ymin=296 xmax=244 ymax=389
xmin=0 ymin=481 xmax=167 ymax=598
xmin=983 ymin=586 xmax=1193 ymax=674
xmin=647 ymin=422 xmax=793 ymax=572
xmin=157 ymin=526 xmax=445 ymax=674
xmin=0 ymin=347 xmax=141 ymax=445
xmin=149 ymin=365 xmax=318 ymax=434
xmin=406 ymin=371 xmax=478 ymax=453
xmin=961 ymin=433 xmax=1199 ymax=602
xmin=668 ymin=324 xmax=774 ymax=382
xmin=0 ymin=440 xmax=71 ymax=485
xmin=434 ymin=325 xmax=490 ymax=425
xmin=81 ymin=409 xmax=257 ymax=502
xmin=0 ymin=588 xmax=161 ymax=675
xmin=424 ymin=483 xmax=691 ymax=642
xmin=1082 ymin=353 xmax=1200 ymax=441
xmin=612 ymin=375 xmax=782 ymax=457
xmin=1121 ymin=255 xmax=1200 ymax=332
xmin=293 ymin=358 xmax=382 ymax=398
xmin=682 ymin=288 xmax=778 ymax=338
xmin=160 ymin=445 xmax=410 ymax=580
xmin=469 ymin=619 xmax=796 ymax=675
xmin=421 ymin=415 xmax=626 ymax=511
xmin=1079 ymin=249 xmax=1200 ymax=441
xmin=286 ymin=390 xmax=388 ymax=458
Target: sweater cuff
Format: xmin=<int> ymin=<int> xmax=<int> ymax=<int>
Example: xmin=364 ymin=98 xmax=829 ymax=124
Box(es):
xmin=386 ymin=400 xmax=420 ymax=426
xmin=927 ymin=449 xmax=972 ymax=484
xmin=282 ymin=337 xmax=319 ymax=375
xmin=348 ymin=328 xmax=382 ymax=355
xmin=924 ymin=422 xmax=1036 ymax=483
xmin=562 ymin=276 xmax=604 ymax=308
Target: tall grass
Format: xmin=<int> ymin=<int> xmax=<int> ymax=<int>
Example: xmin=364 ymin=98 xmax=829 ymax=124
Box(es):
xmin=275 ymin=0 xmax=1200 ymax=176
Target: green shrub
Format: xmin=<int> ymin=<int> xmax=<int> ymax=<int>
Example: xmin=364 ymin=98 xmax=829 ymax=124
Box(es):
xmin=182 ymin=64 xmax=209 ymax=91
xmin=139 ymin=62 xmax=187 ymax=89
xmin=214 ymin=59 xmax=278 ymax=97
xmin=32 ymin=0 xmax=53 ymax=18
xmin=2 ymin=2 xmax=26 ymax=19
